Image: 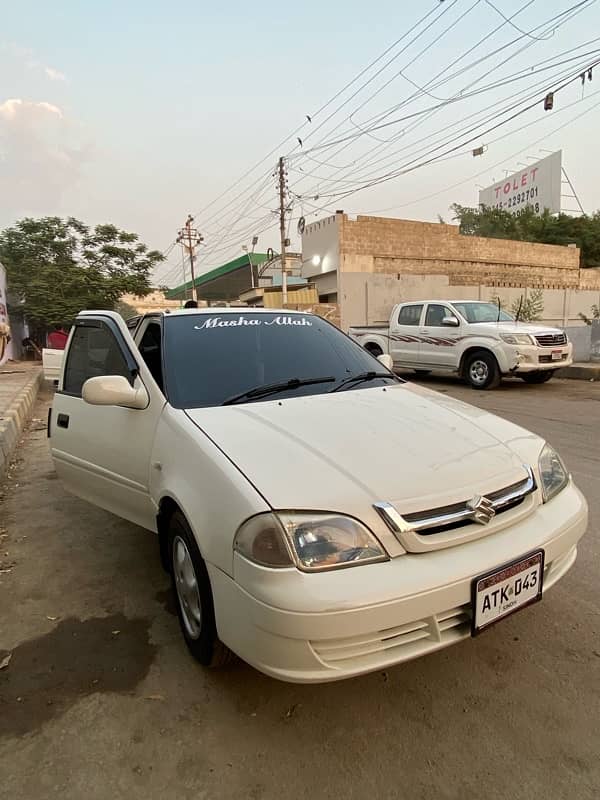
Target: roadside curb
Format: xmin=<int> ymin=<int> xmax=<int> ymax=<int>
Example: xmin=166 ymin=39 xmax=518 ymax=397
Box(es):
xmin=0 ymin=368 xmax=43 ymax=478
xmin=555 ymin=364 xmax=600 ymax=381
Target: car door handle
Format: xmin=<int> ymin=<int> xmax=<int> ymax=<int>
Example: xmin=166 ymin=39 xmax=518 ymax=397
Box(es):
xmin=56 ymin=413 xmax=70 ymax=429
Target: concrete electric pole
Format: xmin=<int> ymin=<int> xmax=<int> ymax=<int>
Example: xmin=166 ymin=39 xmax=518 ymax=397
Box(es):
xmin=277 ymin=157 xmax=289 ymax=305
xmin=176 ymin=215 xmax=203 ymax=302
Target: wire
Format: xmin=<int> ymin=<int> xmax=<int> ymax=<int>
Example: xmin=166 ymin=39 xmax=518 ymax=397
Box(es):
xmin=179 ymin=3 xmax=450 ymax=240
xmin=296 ymin=48 xmax=600 ymax=195
xmin=484 ymin=0 xmax=554 ymax=40
xmin=311 ymin=57 xmax=600 ymax=203
xmin=358 ymin=91 xmax=600 ymax=215
xmin=289 ymin=4 xmax=599 ymax=203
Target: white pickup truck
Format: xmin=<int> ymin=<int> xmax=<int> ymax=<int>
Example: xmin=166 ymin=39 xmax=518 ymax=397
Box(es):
xmin=349 ymin=300 xmax=573 ymax=389
xmin=49 ymin=308 xmax=587 ymax=682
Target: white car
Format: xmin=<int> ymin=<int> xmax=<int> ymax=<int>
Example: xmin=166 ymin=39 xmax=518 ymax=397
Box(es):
xmin=49 ymin=308 xmax=587 ymax=682
xmin=349 ymin=300 xmax=573 ymax=389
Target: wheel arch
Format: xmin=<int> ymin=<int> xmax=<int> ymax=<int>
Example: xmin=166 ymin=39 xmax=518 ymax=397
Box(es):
xmin=363 ymin=339 xmax=384 ymax=356
xmin=156 ymin=494 xmax=184 ymax=572
xmin=459 ymin=345 xmax=500 ymax=377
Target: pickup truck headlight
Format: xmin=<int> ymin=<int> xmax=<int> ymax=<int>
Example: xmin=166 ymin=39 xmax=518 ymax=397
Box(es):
xmin=234 ymin=512 xmax=388 ymax=571
xmin=500 ymin=333 xmax=534 ymax=345
xmin=538 ymin=444 xmax=569 ymax=502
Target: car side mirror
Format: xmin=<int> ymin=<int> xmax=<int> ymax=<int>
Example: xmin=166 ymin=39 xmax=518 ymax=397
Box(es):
xmin=442 ymin=316 xmax=460 ymax=327
xmin=82 ymin=375 xmax=148 ymax=409
xmin=377 ymin=353 xmax=394 ymax=371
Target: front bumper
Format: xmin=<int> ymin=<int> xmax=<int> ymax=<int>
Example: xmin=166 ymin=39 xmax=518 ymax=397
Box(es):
xmin=508 ymin=342 xmax=573 ymax=373
xmin=208 ymin=482 xmax=587 ymax=683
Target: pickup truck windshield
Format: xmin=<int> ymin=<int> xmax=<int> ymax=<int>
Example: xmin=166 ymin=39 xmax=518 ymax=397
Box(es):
xmin=163 ymin=312 xmax=397 ymax=408
xmin=453 ymin=302 xmax=514 ymax=323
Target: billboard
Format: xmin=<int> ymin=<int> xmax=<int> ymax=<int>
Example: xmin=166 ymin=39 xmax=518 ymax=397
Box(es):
xmin=478 ymin=150 xmax=562 ymax=216
xmin=0 ymin=262 xmax=11 ymax=364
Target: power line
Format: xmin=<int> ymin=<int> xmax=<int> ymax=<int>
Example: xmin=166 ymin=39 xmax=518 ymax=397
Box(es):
xmin=358 ymin=91 xmax=600 ymax=215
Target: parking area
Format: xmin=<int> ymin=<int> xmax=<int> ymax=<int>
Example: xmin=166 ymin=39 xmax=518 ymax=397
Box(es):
xmin=0 ymin=377 xmax=599 ymax=800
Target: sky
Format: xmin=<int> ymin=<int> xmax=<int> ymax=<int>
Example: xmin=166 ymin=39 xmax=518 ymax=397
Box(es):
xmin=1 ymin=0 xmax=600 ymax=287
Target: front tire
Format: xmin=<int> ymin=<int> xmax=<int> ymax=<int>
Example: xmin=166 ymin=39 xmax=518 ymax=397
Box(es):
xmin=168 ymin=511 xmax=234 ymax=668
xmin=464 ymin=350 xmax=501 ymax=390
xmin=520 ymin=370 xmax=555 ymax=384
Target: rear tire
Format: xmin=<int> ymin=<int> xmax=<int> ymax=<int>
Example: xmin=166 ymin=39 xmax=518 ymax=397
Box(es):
xmin=520 ymin=370 xmax=555 ymax=384
xmin=464 ymin=350 xmax=501 ymax=390
xmin=168 ymin=511 xmax=234 ymax=668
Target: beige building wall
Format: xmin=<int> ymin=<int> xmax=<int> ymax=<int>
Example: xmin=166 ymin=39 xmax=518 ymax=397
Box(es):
xmin=339 ymin=215 xmax=581 ymax=288
xmin=121 ymin=290 xmax=183 ymax=314
xmin=340 ymin=272 xmax=600 ymax=329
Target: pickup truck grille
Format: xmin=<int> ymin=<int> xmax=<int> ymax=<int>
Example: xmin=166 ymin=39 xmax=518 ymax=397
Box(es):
xmin=399 ymin=468 xmax=536 ymax=536
xmin=535 ymin=333 xmax=567 ymax=347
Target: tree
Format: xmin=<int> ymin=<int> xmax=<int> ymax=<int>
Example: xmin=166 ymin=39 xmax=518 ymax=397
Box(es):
xmin=578 ymin=304 xmax=600 ymax=325
xmin=0 ymin=217 xmax=164 ymax=331
xmin=451 ymin=204 xmax=600 ymax=268
xmin=490 ymin=289 xmax=544 ymax=322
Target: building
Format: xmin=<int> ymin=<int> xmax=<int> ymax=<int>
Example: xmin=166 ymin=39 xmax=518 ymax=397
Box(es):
xmin=301 ymin=212 xmax=600 ymax=330
xmin=165 ymin=252 xmax=306 ymax=304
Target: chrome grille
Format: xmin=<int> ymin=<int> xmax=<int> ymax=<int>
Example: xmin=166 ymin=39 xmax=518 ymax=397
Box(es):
xmin=535 ymin=333 xmax=567 ymax=347
xmin=376 ymin=467 xmax=536 ymax=538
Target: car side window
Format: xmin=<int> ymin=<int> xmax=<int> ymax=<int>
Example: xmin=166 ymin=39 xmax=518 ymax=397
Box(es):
xmin=137 ymin=321 xmax=164 ymax=392
xmin=63 ymin=324 xmax=131 ymax=396
xmin=397 ymin=305 xmax=423 ymax=326
xmin=425 ymin=304 xmax=451 ymax=326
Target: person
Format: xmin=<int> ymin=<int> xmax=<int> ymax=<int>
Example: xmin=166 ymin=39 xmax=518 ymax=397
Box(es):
xmin=184 ymin=299 xmax=198 ymax=309
xmin=47 ymin=324 xmax=69 ymax=350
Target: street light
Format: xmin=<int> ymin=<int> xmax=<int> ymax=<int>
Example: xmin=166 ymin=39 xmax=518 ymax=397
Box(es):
xmin=311 ymin=254 xmax=321 ymax=267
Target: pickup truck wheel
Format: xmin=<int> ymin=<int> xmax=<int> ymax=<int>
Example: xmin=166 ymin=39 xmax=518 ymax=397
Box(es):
xmin=168 ymin=511 xmax=234 ymax=668
xmin=365 ymin=344 xmax=383 ymax=358
xmin=465 ymin=351 xmax=500 ymax=390
xmin=520 ymin=370 xmax=555 ymax=384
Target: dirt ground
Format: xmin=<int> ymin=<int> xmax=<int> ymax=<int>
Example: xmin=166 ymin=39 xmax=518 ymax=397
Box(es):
xmin=0 ymin=377 xmax=599 ymax=800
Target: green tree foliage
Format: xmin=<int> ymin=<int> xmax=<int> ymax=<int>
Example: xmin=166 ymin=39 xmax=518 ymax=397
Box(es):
xmin=490 ymin=289 xmax=545 ymax=322
xmin=451 ymin=205 xmax=600 ymax=268
xmin=0 ymin=217 xmax=164 ymax=329
xmin=578 ymin=304 xmax=600 ymax=325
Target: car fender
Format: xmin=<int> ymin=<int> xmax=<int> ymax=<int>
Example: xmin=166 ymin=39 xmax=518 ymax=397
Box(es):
xmin=150 ymin=406 xmax=270 ymax=576
xmin=457 ymin=336 xmax=516 ymax=374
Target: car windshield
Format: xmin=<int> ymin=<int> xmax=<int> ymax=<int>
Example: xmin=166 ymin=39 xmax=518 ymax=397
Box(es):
xmin=453 ymin=302 xmax=514 ymax=323
xmin=163 ymin=312 xmax=398 ymax=409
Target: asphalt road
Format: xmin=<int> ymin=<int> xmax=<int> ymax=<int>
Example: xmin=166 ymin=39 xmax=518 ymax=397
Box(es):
xmin=1 ymin=377 xmax=599 ymax=800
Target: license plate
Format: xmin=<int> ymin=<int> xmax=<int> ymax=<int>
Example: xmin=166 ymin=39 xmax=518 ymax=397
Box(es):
xmin=551 ymin=350 xmax=562 ymax=361
xmin=471 ymin=550 xmax=544 ymax=635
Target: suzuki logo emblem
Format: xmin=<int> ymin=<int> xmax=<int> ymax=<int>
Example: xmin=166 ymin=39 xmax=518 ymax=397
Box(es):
xmin=467 ymin=494 xmax=495 ymax=525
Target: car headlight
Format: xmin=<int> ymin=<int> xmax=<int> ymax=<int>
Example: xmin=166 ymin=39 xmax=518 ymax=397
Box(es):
xmin=500 ymin=333 xmax=534 ymax=345
xmin=234 ymin=512 xmax=388 ymax=571
xmin=538 ymin=443 xmax=569 ymax=502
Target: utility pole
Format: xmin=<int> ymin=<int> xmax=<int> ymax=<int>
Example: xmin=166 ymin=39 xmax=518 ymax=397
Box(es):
xmin=277 ymin=157 xmax=289 ymax=305
xmin=176 ymin=215 xmax=203 ymax=302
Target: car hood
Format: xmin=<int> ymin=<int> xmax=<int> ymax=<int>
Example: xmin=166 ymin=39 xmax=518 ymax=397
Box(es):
xmin=474 ymin=321 xmax=565 ymax=336
xmin=185 ymin=383 xmax=538 ymax=514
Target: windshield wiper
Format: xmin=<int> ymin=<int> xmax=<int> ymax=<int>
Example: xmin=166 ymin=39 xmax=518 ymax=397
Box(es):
xmin=222 ymin=376 xmax=336 ymax=406
xmin=330 ymin=371 xmax=396 ymax=393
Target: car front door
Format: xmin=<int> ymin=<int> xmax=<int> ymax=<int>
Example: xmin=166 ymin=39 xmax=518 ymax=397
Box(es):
xmin=418 ymin=303 xmax=463 ymax=369
xmin=50 ymin=313 xmax=166 ymax=531
xmin=389 ymin=303 xmax=424 ymax=366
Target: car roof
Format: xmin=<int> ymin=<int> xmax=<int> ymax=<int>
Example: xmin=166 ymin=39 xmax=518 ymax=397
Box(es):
xmin=155 ymin=307 xmax=310 ymax=317
xmin=400 ymin=300 xmax=489 ymax=305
